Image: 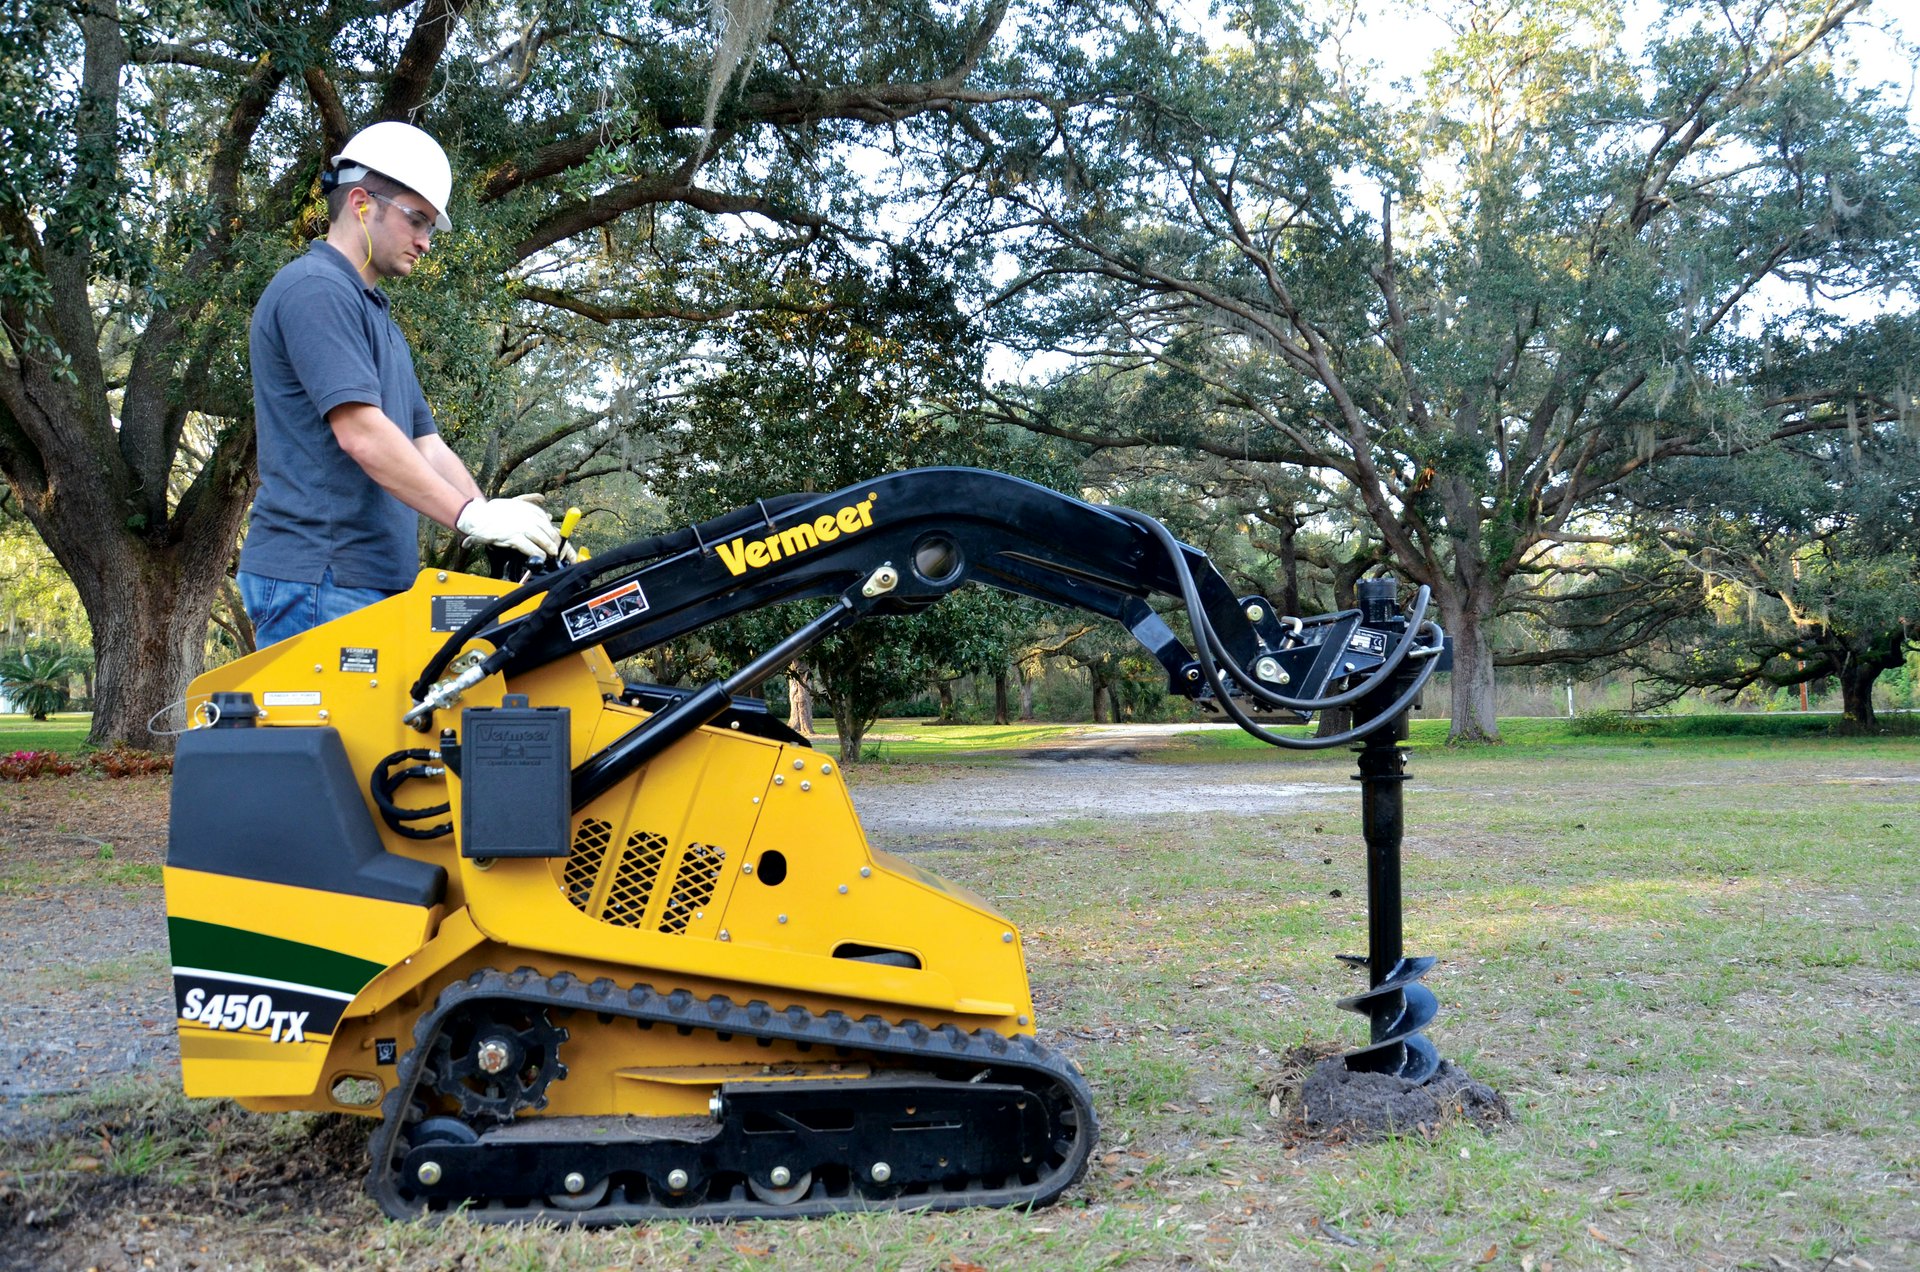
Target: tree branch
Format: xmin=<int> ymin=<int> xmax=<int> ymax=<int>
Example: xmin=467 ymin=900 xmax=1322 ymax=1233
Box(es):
xmin=381 ymin=0 xmax=472 ymax=120
xmin=511 ymin=182 xmax=839 ymax=261
xmin=516 ymin=285 xmax=830 ymax=325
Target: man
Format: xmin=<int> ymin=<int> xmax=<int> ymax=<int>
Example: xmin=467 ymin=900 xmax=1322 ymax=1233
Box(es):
xmin=238 ymin=121 xmax=561 ymax=647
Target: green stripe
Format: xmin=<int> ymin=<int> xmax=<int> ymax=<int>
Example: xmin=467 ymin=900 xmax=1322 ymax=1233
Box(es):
xmin=167 ymin=917 xmax=387 ymax=996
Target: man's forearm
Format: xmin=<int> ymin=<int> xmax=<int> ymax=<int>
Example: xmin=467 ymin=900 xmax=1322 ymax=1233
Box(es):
xmin=416 ymin=433 xmax=484 ymax=508
xmin=328 ymin=403 xmax=469 ymax=526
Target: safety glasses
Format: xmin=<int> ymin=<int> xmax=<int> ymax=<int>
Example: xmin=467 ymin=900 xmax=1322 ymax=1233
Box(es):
xmin=367 ymin=192 xmax=438 ymax=239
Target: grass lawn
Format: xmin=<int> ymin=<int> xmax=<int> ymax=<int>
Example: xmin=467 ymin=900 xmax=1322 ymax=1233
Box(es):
xmin=6 ymin=717 xmax=1916 ymax=1269
xmin=817 ymin=718 xmax=1107 ymax=759
xmin=811 ymin=709 xmax=1902 ymax=761
xmin=0 ymin=713 xmax=92 ymax=754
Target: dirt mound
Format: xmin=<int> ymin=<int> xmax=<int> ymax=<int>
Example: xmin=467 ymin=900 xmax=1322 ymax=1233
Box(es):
xmin=1260 ymin=1043 xmax=1511 ymax=1143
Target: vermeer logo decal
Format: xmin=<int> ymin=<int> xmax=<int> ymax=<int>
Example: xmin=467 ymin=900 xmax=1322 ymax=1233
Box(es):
xmin=716 ymin=494 xmax=877 ymax=577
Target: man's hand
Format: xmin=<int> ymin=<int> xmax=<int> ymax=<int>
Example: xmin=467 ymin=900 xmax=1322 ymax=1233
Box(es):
xmin=456 ymin=494 xmax=564 ymax=558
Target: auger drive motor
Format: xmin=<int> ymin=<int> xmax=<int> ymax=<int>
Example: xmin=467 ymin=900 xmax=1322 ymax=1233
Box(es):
xmin=163 ymin=467 xmax=1447 ymax=1223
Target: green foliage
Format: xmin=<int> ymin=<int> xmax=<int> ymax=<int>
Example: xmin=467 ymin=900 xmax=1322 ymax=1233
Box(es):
xmin=1610 ymin=360 xmax=1920 ymax=726
xmin=986 ymin=0 xmax=1920 ymax=742
xmin=0 ymin=0 xmax=1081 ymax=746
xmin=1565 ymin=709 xmax=1656 ymax=736
xmin=0 ymin=522 xmax=89 ymax=649
xmin=647 ymin=245 xmax=1077 ymax=758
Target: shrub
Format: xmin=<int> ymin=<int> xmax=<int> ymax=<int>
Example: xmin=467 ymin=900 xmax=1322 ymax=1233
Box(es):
xmin=1 ymin=749 xmax=80 ymax=780
xmin=1657 ymin=714 xmax=1830 ymax=738
xmin=1567 ymin=710 xmax=1654 ymax=736
xmin=0 ymin=746 xmax=173 ymax=781
xmin=85 ymin=747 xmax=174 ymax=778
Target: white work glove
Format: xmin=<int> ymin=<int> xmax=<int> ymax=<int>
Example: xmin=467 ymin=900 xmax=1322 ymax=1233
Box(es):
xmin=456 ymin=493 xmax=563 ymax=559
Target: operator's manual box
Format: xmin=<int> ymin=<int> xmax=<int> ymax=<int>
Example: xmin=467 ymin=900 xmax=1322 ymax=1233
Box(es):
xmin=460 ymin=695 xmax=570 ymax=858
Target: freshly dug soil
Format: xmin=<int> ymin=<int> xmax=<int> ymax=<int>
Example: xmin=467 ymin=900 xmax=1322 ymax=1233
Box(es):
xmin=1258 ymin=1041 xmax=1511 ymax=1143
xmin=1297 ymin=1056 xmax=1512 ymax=1139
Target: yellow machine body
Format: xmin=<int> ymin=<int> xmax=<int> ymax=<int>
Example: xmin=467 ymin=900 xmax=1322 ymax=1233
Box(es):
xmin=165 ymin=570 xmax=1032 ymax=1120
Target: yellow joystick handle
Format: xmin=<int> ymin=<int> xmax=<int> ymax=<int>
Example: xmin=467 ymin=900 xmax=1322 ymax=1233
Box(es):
xmin=560 ymin=507 xmax=583 ymax=538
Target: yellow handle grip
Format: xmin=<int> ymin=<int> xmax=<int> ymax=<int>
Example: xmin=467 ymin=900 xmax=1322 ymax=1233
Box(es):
xmin=560 ymin=507 xmax=583 ymax=538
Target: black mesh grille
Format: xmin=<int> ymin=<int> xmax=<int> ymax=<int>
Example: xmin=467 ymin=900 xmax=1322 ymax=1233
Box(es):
xmin=603 ymin=831 xmax=669 ymax=928
xmin=659 ymin=843 xmax=725 ymax=934
xmin=563 ymin=818 xmax=612 ymax=911
xmin=563 ymin=818 xmax=724 ymax=933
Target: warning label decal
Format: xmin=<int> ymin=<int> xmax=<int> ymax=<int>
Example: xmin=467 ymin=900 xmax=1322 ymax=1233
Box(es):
xmin=562 ymin=580 xmax=650 ymax=642
xmin=431 ymin=595 xmax=498 ymax=633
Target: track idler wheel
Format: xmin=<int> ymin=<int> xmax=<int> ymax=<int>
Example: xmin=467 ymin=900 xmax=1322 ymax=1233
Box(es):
xmin=746 ymin=1167 xmax=813 ymax=1206
xmin=648 ymin=1166 xmax=709 ymax=1208
xmin=548 ymin=1173 xmax=611 ymax=1211
xmin=426 ymin=1001 xmax=568 ymax=1120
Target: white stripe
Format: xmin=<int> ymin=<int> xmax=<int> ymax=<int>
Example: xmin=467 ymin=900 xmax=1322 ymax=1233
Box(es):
xmin=171 ymin=966 xmax=355 ymax=1002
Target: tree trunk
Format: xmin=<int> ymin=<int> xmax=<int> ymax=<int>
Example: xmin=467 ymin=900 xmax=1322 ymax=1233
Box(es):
xmin=834 ymin=705 xmax=869 ymax=766
xmin=1314 ymin=704 xmax=1352 ymax=738
xmin=1018 ymin=671 xmax=1034 ymax=721
xmin=1090 ymin=671 xmax=1108 ymax=723
xmin=993 ymin=668 xmax=1009 ymax=724
xmin=935 ymin=678 xmax=954 ymax=722
xmin=1438 ymin=590 xmax=1500 ymax=743
xmin=1277 ymin=513 xmax=1301 ymax=619
xmin=787 ymin=659 xmax=814 ymax=736
xmin=1315 ymin=561 xmax=1365 ymax=739
xmin=1838 ymin=657 xmax=1879 ymax=730
xmin=75 ymin=540 xmax=236 ymax=748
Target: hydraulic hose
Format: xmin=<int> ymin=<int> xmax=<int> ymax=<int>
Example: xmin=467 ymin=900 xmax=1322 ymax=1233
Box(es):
xmin=1220 ymin=587 xmax=1431 ymax=713
xmin=1114 ymin=509 xmax=1434 ymax=714
xmin=370 ymin=747 xmax=453 ymax=839
xmin=1109 ymin=507 xmax=1444 ymax=751
xmin=409 ymin=496 xmax=816 ymax=710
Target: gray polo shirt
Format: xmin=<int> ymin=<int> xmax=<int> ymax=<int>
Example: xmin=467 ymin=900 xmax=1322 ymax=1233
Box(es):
xmin=240 ymin=241 xmax=438 ymax=591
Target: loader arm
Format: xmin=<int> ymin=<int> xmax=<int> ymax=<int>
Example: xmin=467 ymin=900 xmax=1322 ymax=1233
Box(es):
xmin=406 ymin=468 xmax=1448 ymax=800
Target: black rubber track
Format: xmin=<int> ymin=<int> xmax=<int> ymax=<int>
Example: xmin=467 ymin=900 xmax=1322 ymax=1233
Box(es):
xmin=365 ymin=966 xmax=1099 ymax=1224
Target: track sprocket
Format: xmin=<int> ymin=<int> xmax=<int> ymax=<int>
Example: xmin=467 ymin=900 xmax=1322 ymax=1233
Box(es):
xmin=424 ymin=1000 xmax=568 ymax=1120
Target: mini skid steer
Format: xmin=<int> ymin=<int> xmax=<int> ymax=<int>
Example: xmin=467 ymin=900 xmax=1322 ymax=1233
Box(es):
xmin=164 ymin=467 xmax=1447 ymax=1222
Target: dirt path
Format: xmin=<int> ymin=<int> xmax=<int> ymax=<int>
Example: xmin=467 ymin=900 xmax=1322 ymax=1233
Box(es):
xmin=0 ymin=778 xmax=176 ymax=1112
xmin=847 ymin=754 xmax=1351 ymax=841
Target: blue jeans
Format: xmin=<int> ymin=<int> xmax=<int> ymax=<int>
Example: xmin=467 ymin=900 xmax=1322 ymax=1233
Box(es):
xmin=238 ymin=569 xmax=401 ymax=648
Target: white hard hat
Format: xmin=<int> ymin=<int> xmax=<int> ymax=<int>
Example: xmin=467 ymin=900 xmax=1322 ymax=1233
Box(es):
xmin=331 ymin=121 xmax=453 ymax=232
